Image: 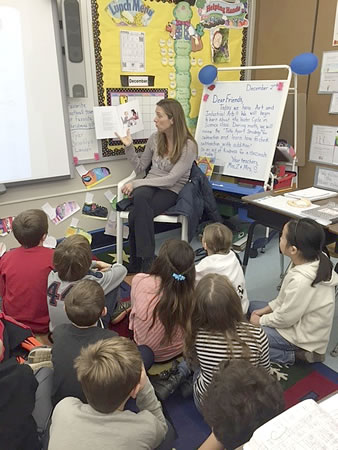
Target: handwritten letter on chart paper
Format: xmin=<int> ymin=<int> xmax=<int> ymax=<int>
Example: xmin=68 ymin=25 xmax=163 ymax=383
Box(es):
xmin=195 ymin=80 xmax=289 ymax=182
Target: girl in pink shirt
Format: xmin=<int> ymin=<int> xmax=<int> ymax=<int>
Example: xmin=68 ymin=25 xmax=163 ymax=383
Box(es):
xmin=129 ymin=239 xmax=195 ymax=362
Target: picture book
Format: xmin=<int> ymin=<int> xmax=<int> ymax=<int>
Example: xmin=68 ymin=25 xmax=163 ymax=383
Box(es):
xmin=93 ymin=99 xmax=144 ymax=139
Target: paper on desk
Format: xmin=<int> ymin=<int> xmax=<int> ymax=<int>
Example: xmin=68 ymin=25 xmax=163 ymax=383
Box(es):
xmin=253 ymin=195 xmax=318 ymax=215
xmin=284 ymin=187 xmax=337 ymax=201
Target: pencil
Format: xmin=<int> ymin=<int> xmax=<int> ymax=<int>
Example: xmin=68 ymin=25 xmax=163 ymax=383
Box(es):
xmin=273 ymin=187 xmax=294 ymax=194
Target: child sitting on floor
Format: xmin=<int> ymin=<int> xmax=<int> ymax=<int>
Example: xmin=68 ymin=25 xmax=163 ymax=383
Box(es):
xmin=199 ymin=360 xmax=284 ymax=450
xmin=0 ymin=209 xmax=53 ymax=334
xmin=184 ymin=274 xmax=270 ymax=411
xmin=195 ymin=222 xmax=249 ymax=314
xmin=129 ymin=239 xmax=196 ymax=362
xmin=51 ymin=279 xmax=118 ymax=406
xmin=250 ymin=218 xmax=338 ymax=364
xmin=47 ymin=234 xmax=127 ymax=331
xmin=48 ymin=337 xmax=168 ymax=450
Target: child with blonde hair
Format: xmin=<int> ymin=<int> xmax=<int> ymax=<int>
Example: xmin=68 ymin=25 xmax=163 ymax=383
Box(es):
xmin=196 ymin=222 xmax=249 ymax=313
xmin=48 ymin=337 xmax=169 ymax=450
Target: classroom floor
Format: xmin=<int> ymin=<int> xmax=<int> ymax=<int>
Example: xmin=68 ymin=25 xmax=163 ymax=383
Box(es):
xmin=154 ymin=224 xmax=338 ymax=373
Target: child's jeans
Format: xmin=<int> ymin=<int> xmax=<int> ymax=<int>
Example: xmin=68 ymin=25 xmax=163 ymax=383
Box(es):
xmin=101 ymin=286 xmax=120 ymax=328
xmin=178 ymin=360 xmax=203 ymax=413
xmin=249 ymin=300 xmax=299 ymax=365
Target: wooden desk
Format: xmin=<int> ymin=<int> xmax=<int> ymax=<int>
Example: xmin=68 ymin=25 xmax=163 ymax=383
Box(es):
xmin=241 ymin=191 xmax=338 ymax=273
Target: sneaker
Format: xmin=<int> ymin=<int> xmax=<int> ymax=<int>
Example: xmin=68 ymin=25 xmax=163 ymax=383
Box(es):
xmin=82 ymin=202 xmax=108 ymax=219
xmin=149 ymin=365 xmax=186 ymax=402
xmin=27 ymin=346 xmax=53 ymax=373
xmin=295 ymin=349 xmax=325 ymax=363
xmin=154 ymin=360 xmax=180 ymax=382
xmin=150 ymin=370 xmax=185 ymax=402
xmin=111 ymin=301 xmax=131 ymax=324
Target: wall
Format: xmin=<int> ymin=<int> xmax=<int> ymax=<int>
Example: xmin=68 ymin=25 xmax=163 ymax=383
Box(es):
xmin=303 ymin=0 xmax=338 ymax=187
xmin=253 ymin=0 xmax=338 ymax=186
xmin=0 ymin=158 xmax=131 ymax=249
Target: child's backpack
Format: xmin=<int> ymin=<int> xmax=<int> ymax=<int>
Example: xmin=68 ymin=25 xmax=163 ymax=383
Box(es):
xmin=0 ymin=313 xmax=52 ymax=371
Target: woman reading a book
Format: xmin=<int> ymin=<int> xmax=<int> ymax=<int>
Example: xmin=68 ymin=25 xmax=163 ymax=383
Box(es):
xmin=117 ymin=99 xmax=197 ymax=273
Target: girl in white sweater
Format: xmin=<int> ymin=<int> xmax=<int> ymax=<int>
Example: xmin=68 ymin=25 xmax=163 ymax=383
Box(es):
xmin=250 ymin=218 xmax=338 ymax=365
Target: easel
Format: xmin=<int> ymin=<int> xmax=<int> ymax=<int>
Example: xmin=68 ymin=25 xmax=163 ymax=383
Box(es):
xmin=202 ymin=65 xmax=296 ymax=273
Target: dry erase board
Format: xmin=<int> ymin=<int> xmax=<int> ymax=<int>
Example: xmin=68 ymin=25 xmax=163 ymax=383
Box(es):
xmin=195 ymin=80 xmax=290 ymax=183
xmin=0 ymin=0 xmax=72 ymax=185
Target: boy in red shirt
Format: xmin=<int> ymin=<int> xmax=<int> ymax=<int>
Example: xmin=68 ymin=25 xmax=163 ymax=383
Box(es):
xmin=0 ymin=209 xmax=53 ymax=333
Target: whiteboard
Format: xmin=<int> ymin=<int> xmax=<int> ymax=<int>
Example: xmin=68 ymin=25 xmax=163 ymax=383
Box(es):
xmin=195 ymin=79 xmax=290 ymax=183
xmin=0 ymin=0 xmax=72 ymax=184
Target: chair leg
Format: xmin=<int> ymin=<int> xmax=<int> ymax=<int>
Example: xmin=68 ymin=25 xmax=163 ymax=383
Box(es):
xmin=116 ymin=215 xmax=124 ymax=265
xmin=180 ymin=216 xmax=188 ymax=242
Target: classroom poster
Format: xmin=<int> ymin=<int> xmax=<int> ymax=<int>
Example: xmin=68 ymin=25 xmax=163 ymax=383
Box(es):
xmin=309 ymin=125 xmax=338 ymax=165
xmin=91 ymin=0 xmax=249 ymax=158
xmin=318 ymin=51 xmax=338 ymax=93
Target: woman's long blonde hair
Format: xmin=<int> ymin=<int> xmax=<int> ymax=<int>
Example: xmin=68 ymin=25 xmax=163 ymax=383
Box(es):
xmin=156 ymin=99 xmax=197 ymax=164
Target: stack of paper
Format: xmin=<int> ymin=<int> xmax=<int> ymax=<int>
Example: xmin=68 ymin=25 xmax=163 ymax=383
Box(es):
xmin=284 ymin=187 xmax=337 ymax=202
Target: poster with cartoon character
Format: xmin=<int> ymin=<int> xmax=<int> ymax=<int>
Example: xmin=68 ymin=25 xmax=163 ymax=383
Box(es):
xmin=211 ymin=28 xmax=230 ymax=63
xmin=92 ymin=0 xmax=249 ymax=158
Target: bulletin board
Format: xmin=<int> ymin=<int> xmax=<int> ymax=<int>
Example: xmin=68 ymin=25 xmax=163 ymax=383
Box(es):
xmin=91 ymin=0 xmax=250 ymax=159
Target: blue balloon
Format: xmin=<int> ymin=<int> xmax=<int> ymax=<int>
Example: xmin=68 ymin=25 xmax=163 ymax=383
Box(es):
xmin=198 ymin=65 xmax=217 ymax=85
xmin=290 ymin=53 xmax=318 ymax=75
